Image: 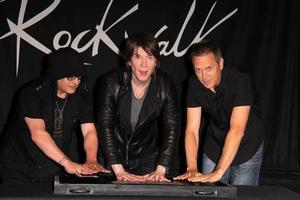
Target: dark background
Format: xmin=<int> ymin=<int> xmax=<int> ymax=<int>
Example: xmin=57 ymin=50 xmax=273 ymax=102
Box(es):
xmin=0 ymin=0 xmax=299 ymax=172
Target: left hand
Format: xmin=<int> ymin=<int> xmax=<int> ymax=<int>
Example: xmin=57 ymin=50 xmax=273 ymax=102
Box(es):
xmin=83 ymin=161 xmax=111 ymax=174
xmin=143 ymin=165 xmax=170 ymax=182
xmin=188 ymin=170 xmax=223 ymax=183
xmin=174 ymin=170 xmax=202 ymax=180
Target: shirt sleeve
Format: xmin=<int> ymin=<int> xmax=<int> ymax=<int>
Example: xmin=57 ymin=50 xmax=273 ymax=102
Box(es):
xmin=186 ymin=76 xmax=202 ymax=107
xmin=19 ymin=86 xmax=43 ymax=119
xmin=79 ymin=93 xmax=94 ymax=124
xmin=233 ymin=74 xmax=254 ymax=106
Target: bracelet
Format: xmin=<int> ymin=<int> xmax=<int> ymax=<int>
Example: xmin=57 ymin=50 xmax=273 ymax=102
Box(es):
xmin=86 ymin=161 xmax=98 ymax=165
xmin=58 ymin=156 xmax=68 ymax=165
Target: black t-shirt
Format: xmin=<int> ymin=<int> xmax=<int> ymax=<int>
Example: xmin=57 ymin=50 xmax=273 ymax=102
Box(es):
xmin=187 ymin=67 xmax=264 ymax=165
xmin=0 ymin=77 xmax=93 ymax=182
xmin=53 ymin=96 xmax=68 ymax=149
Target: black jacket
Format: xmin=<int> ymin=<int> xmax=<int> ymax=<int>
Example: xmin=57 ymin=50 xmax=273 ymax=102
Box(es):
xmin=96 ymin=68 xmax=179 ymax=174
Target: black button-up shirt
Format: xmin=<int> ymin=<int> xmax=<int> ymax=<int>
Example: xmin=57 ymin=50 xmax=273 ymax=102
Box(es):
xmin=187 ymin=67 xmax=264 ymax=165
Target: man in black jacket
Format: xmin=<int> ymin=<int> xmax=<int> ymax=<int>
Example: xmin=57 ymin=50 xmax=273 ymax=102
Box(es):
xmin=96 ymin=34 xmax=179 ymax=182
xmin=0 ymin=48 xmax=109 ymax=183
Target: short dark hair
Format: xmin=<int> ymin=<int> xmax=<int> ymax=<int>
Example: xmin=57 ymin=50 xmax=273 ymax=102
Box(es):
xmin=189 ymin=40 xmax=222 ymax=62
xmin=123 ymin=33 xmax=160 ymax=66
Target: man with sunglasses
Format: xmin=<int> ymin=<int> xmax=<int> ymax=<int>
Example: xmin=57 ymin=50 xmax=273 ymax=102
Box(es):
xmin=0 ymin=48 xmax=109 ymax=183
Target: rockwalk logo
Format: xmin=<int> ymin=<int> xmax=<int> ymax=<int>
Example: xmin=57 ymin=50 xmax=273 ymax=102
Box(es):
xmin=0 ymin=0 xmax=237 ymax=76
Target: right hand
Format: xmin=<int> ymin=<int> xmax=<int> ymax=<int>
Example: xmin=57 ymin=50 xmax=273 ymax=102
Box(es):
xmin=174 ymin=170 xmax=202 ymax=180
xmin=83 ymin=161 xmax=111 ymax=174
xmin=63 ymin=159 xmax=95 ymax=177
xmin=115 ymin=171 xmax=147 ymax=182
xmin=112 ymin=164 xmax=146 ymax=182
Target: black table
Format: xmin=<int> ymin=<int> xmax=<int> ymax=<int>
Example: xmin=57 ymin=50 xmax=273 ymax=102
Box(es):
xmin=0 ymin=183 xmax=299 ymax=200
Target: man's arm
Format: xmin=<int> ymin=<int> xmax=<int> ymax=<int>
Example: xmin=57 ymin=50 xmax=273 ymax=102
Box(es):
xmin=96 ymin=75 xmax=145 ymax=181
xmin=25 ymin=117 xmax=66 ymax=164
xmin=25 ymin=117 xmax=92 ymax=176
xmin=81 ymin=123 xmax=99 ymax=163
xmin=80 ymin=123 xmax=110 ymax=173
xmin=185 ymin=107 xmax=202 ymax=172
xmin=174 ymin=107 xmax=202 ymax=180
xmin=144 ymin=77 xmax=179 ymax=182
xmin=188 ymin=105 xmax=250 ymax=183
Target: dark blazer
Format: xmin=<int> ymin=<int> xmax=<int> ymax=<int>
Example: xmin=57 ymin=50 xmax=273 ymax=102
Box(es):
xmin=96 ymin=68 xmax=179 ymax=174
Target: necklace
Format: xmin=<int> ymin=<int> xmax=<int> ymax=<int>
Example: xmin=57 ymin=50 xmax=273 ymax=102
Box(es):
xmin=53 ymin=95 xmax=68 ymax=139
xmin=55 ymin=95 xmax=68 ymax=122
xmin=131 ymin=79 xmax=150 ymax=99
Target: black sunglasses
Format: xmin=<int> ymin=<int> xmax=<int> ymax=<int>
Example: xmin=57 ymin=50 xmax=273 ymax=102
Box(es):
xmin=66 ymin=76 xmax=82 ymax=81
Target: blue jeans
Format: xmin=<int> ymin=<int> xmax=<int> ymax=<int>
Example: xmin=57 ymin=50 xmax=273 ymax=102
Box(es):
xmin=202 ymin=143 xmax=264 ymax=186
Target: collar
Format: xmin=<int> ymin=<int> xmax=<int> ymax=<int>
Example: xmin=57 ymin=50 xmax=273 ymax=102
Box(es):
xmin=214 ymin=67 xmax=229 ymax=93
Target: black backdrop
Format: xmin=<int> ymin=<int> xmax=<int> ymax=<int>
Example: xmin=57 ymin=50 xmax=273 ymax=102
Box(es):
xmin=0 ymin=0 xmax=299 ymax=171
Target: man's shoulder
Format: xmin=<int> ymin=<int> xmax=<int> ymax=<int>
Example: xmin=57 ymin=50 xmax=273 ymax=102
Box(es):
xmin=226 ymin=66 xmax=251 ymax=78
xmin=15 ymin=77 xmax=54 ymax=109
xmin=21 ymin=77 xmax=53 ymax=96
xmin=100 ymin=68 xmax=127 ymax=84
xmin=102 ymin=68 xmax=120 ymax=77
xmin=155 ymin=69 xmax=175 ymax=84
xmin=224 ymin=67 xmax=252 ymax=85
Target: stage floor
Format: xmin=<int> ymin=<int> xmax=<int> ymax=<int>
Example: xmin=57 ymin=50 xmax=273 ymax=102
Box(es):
xmin=260 ymin=170 xmax=300 ymax=194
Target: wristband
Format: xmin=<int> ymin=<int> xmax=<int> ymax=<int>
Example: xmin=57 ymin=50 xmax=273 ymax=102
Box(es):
xmin=58 ymin=156 xmax=68 ymax=165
